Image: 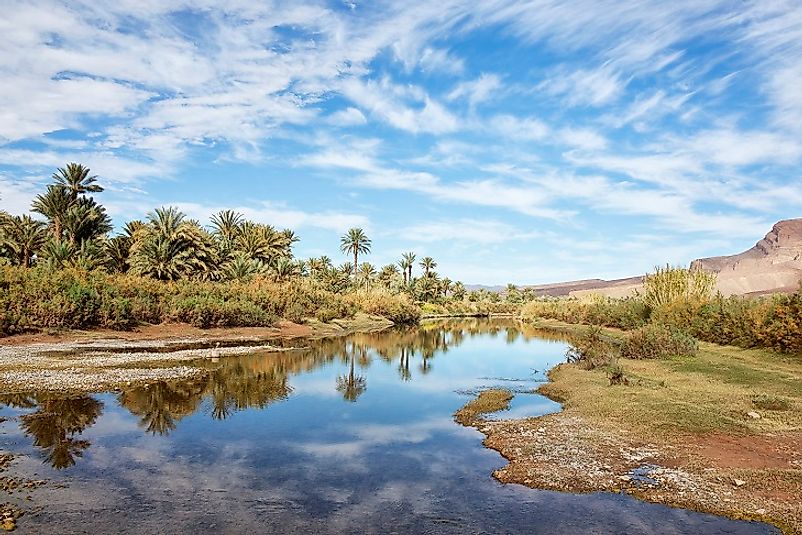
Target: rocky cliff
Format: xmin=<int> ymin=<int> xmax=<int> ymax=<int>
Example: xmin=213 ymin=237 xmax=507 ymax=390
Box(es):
xmin=691 ymin=218 xmax=802 ymax=296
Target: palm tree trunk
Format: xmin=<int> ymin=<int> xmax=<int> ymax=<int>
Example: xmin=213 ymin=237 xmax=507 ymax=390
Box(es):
xmin=353 ymin=252 xmax=358 ymax=279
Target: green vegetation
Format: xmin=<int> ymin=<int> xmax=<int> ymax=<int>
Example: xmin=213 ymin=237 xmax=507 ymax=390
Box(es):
xmin=0 ymin=163 xmax=529 ymax=336
xmin=620 ymin=324 xmax=698 ymax=360
xmin=537 ymin=320 xmax=802 ymax=437
xmin=522 ymin=266 xmax=802 ymax=355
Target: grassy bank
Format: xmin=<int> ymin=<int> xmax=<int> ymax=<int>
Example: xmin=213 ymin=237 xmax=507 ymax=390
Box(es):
xmin=506 ymin=319 xmax=802 ymax=532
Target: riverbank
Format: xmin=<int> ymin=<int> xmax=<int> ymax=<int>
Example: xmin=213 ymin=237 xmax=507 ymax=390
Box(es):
xmin=466 ymin=320 xmax=802 ymax=534
xmin=0 ymin=314 xmax=394 ymax=393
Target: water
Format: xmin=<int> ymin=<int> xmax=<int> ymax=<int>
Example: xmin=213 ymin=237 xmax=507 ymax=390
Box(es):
xmin=0 ymin=319 xmax=775 ymax=534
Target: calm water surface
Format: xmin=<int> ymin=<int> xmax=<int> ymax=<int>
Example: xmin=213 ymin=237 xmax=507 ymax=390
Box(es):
xmin=0 ymin=320 xmax=776 ymax=534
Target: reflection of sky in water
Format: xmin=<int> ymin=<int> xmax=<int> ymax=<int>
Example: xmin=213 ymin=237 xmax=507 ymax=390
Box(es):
xmin=0 ymin=321 xmax=776 ymax=534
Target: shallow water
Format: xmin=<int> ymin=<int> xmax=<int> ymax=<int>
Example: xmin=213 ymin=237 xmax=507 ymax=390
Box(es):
xmin=0 ymin=319 xmax=776 ymax=534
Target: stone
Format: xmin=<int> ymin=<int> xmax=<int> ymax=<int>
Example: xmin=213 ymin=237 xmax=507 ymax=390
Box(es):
xmin=733 ymin=479 xmax=747 ymax=487
xmin=747 ymin=411 xmax=761 ymax=419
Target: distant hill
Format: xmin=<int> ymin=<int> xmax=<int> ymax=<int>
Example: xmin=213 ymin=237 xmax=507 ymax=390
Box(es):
xmin=468 ymin=218 xmax=802 ymax=299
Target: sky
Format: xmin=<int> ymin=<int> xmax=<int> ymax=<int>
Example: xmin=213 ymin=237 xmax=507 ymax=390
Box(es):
xmin=1 ymin=0 xmax=801 ymax=285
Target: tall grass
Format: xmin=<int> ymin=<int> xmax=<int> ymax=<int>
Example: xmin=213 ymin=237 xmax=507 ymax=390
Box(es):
xmin=0 ymin=266 xmax=420 ymax=334
xmin=640 ymin=264 xmax=716 ymax=308
xmin=521 ymin=267 xmax=802 ymax=355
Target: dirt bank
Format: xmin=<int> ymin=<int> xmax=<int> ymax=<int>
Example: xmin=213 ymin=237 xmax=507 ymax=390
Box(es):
xmin=0 ymin=314 xmax=394 ymax=393
xmin=464 ymin=321 xmax=802 ymax=534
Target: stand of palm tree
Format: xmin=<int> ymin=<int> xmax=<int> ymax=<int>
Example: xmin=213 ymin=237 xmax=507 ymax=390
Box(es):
xmin=1 ymin=163 xmax=525 ymax=337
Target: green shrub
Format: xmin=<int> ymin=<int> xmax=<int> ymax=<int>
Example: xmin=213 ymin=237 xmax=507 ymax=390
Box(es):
xmin=345 ymin=289 xmax=421 ymax=325
xmin=565 ymin=326 xmax=620 ymax=370
xmin=621 ymin=324 xmax=698 ymax=359
xmin=751 ymin=394 xmax=790 ymax=411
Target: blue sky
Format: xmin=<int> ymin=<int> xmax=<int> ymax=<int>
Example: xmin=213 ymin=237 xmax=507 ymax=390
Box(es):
xmin=1 ymin=0 xmax=801 ymax=284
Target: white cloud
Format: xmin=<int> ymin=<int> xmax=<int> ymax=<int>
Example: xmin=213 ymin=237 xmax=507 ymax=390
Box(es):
xmin=172 ymin=201 xmax=370 ymax=234
xmin=340 ymin=77 xmax=459 ymax=134
xmin=447 ymin=74 xmax=502 ymax=107
xmin=489 ymin=114 xmax=549 ymax=141
xmin=402 ymin=219 xmax=541 ymax=244
xmin=327 ymin=107 xmax=368 ymax=127
xmin=539 ymin=63 xmax=626 ymax=107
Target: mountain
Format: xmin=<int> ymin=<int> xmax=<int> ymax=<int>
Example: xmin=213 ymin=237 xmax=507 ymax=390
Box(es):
xmin=691 ymin=218 xmax=802 ymax=296
xmin=508 ymin=218 xmax=802 ymax=299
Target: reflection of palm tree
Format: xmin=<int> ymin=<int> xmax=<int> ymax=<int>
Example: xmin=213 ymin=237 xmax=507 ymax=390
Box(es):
xmin=0 ymin=393 xmax=37 ymax=409
xmin=337 ymin=352 xmax=367 ymax=402
xmin=398 ymin=347 xmax=412 ymax=382
xmin=19 ymin=396 xmax=103 ymax=469
xmin=420 ymin=352 xmax=433 ymax=375
xmin=208 ymin=364 xmax=291 ymax=420
xmin=118 ymin=381 xmax=206 ymax=435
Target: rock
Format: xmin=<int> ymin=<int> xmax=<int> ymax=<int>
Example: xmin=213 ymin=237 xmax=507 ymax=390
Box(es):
xmin=756 ymin=508 xmax=767 ymax=515
xmin=747 ymin=411 xmax=761 ymax=419
xmin=618 ymin=475 xmax=632 ymax=482
xmin=733 ymin=479 xmax=747 ymax=487
xmin=1 ymin=518 xmax=14 ymax=532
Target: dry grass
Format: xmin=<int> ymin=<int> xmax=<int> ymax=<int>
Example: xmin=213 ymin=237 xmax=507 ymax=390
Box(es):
xmin=454 ymin=389 xmax=514 ymax=426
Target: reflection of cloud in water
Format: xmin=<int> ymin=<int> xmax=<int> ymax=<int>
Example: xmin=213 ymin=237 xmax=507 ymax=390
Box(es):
xmin=1 ymin=320 xmax=776 ymax=534
xmin=299 ymin=416 xmax=456 ymax=459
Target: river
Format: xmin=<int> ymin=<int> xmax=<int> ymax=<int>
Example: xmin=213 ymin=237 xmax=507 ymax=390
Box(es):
xmin=0 ymin=319 xmax=776 ymax=534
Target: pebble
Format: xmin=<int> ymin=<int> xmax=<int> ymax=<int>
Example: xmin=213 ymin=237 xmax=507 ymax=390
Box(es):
xmin=732 ymin=479 xmax=747 ymax=487
xmin=747 ymin=411 xmax=761 ymax=420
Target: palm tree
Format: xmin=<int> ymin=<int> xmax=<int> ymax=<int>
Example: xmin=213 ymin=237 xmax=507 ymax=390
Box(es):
xmin=273 ymin=257 xmax=301 ymax=281
xmin=420 ymin=256 xmax=437 ymax=277
xmin=338 ymin=262 xmax=354 ymax=277
xmin=210 ymin=210 xmax=244 ymax=242
xmin=129 ymin=207 xmax=218 ymax=280
xmin=451 ymin=281 xmax=466 ymax=300
xmin=340 ymin=228 xmax=371 ymax=277
xmin=280 ymin=229 xmax=299 ymax=254
xmin=378 ymin=263 xmax=401 ymax=288
xmin=52 ymin=163 xmax=103 ymax=201
xmin=400 ymin=252 xmax=416 ymax=285
xmin=222 ymin=253 xmax=268 ymax=281
xmin=2 ymin=215 xmax=47 ymax=267
xmin=441 ymin=277 xmax=452 ymax=298
xmin=104 ymin=235 xmax=131 ymax=273
xmin=357 ymin=262 xmax=376 ymax=290
xmin=61 ymin=198 xmax=112 ymax=245
xmin=31 ymin=185 xmax=72 ymax=240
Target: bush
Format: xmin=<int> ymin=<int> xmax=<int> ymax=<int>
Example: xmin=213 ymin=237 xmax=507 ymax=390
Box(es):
xmin=621 ymin=324 xmax=698 ymax=359
xmin=565 ymin=326 xmax=619 ymax=370
xmin=522 ymin=285 xmax=802 ymax=356
xmin=521 ymin=296 xmax=649 ymax=330
xmin=0 ymin=266 xmax=404 ymax=335
xmin=345 ymin=288 xmax=421 ymax=325
xmin=607 ymin=362 xmax=628 ymax=386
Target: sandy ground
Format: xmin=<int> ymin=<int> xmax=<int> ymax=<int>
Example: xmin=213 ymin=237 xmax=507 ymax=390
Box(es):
xmin=0 ymin=315 xmax=393 ymax=393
